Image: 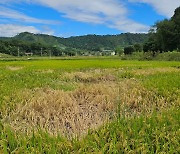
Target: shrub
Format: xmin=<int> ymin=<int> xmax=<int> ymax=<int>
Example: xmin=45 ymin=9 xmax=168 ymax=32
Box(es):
xmin=124 ymin=46 xmax=135 ymax=55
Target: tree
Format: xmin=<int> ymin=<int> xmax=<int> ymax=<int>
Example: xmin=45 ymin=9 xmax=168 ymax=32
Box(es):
xmin=133 ymin=43 xmax=142 ymax=52
xmin=115 ymin=46 xmax=124 ymax=55
xmin=143 ymin=6 xmax=180 ymax=53
xmin=156 ymin=19 xmax=176 ymax=51
xmin=124 ymin=46 xmax=135 ymax=55
xmin=172 ymin=6 xmax=180 ymax=50
xmin=52 ymin=47 xmax=62 ymax=56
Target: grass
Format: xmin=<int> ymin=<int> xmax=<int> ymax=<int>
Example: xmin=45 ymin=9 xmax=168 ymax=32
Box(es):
xmin=0 ymin=57 xmax=180 ymax=153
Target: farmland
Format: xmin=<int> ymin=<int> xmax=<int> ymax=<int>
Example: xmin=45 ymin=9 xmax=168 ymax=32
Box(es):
xmin=0 ymin=58 xmax=180 ymax=153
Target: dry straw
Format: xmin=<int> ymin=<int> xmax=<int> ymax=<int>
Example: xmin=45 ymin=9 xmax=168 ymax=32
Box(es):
xmin=5 ymin=70 xmax=169 ymax=138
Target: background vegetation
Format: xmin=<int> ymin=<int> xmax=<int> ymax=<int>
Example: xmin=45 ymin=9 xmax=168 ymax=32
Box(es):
xmin=143 ymin=7 xmax=180 ymax=53
xmin=0 ymin=33 xmax=147 ymax=57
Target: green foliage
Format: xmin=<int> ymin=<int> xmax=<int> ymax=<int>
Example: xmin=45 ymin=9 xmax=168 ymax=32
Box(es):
xmin=0 ymin=39 xmax=82 ymax=57
xmin=124 ymin=46 xmax=135 ymax=55
xmin=0 ymin=32 xmax=148 ymax=57
xmin=154 ymin=51 xmax=180 ymax=61
xmin=60 ymin=33 xmax=148 ymax=51
xmin=144 ymin=6 xmax=180 ymax=53
xmin=15 ymin=32 xmax=65 ymax=48
xmin=120 ymin=51 xmax=180 ymax=61
xmin=115 ymin=46 xmax=124 ymax=55
xmin=0 ymin=53 xmax=13 ymax=58
xmin=133 ymin=43 xmax=143 ymax=52
xmin=172 ymin=6 xmax=180 ymax=50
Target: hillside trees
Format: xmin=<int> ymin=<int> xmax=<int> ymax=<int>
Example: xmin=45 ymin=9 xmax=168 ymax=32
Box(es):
xmin=115 ymin=46 xmax=124 ymax=55
xmin=1 ymin=32 xmax=148 ymax=51
xmin=123 ymin=43 xmax=142 ymax=55
xmin=0 ymin=40 xmax=61 ymax=56
xmin=144 ymin=6 xmax=180 ymax=52
xmin=124 ymin=46 xmax=135 ymax=55
xmin=133 ymin=43 xmax=143 ymax=52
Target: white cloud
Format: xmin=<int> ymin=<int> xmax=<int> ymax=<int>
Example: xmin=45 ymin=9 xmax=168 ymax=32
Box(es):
xmin=0 ymin=24 xmax=54 ymax=37
xmin=30 ymin=0 xmax=149 ymax=32
xmin=41 ymin=26 xmax=55 ymax=35
xmin=129 ymin=0 xmax=180 ymax=18
xmin=0 ymin=24 xmax=40 ymax=37
xmin=111 ymin=18 xmax=149 ymax=33
xmin=0 ymin=6 xmax=60 ymax=25
xmin=0 ymin=0 xmax=151 ymax=33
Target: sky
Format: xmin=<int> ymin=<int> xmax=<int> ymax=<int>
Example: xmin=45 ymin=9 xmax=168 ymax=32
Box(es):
xmin=0 ymin=0 xmax=180 ymax=37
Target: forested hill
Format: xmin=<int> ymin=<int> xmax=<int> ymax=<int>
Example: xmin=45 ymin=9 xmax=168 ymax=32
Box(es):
xmin=14 ymin=32 xmax=66 ymax=49
xmin=1 ymin=32 xmax=148 ymax=51
xmin=60 ymin=33 xmax=148 ymax=50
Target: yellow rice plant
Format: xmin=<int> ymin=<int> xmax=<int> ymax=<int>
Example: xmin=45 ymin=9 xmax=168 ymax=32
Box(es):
xmin=8 ymin=83 xmax=118 ymax=138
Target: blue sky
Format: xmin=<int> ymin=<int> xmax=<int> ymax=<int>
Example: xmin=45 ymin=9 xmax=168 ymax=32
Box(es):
xmin=0 ymin=0 xmax=179 ymax=37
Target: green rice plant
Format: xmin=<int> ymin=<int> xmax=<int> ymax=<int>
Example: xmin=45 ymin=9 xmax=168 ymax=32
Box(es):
xmin=139 ymin=72 xmax=180 ymax=103
xmin=76 ymin=108 xmax=180 ymax=153
xmin=0 ymin=58 xmax=179 ymax=153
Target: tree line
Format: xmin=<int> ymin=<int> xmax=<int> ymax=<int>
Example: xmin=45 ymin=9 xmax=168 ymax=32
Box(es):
xmin=143 ymin=6 xmax=180 ymax=53
xmin=116 ymin=6 xmax=180 ymax=56
xmin=0 ymin=32 xmax=148 ymax=56
xmin=0 ymin=39 xmax=85 ymax=56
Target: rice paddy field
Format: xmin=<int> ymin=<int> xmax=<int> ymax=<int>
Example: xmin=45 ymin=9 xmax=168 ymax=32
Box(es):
xmin=0 ymin=58 xmax=180 ymax=153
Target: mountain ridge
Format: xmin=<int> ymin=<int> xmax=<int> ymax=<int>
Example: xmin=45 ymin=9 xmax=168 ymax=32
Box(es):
xmin=1 ymin=32 xmax=148 ymax=50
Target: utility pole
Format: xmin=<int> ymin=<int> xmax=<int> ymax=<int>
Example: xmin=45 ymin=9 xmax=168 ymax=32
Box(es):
xmin=17 ymin=47 xmax=20 ymax=57
xmin=41 ymin=48 xmax=43 ymax=56
xmin=49 ymin=50 xmax=51 ymax=59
